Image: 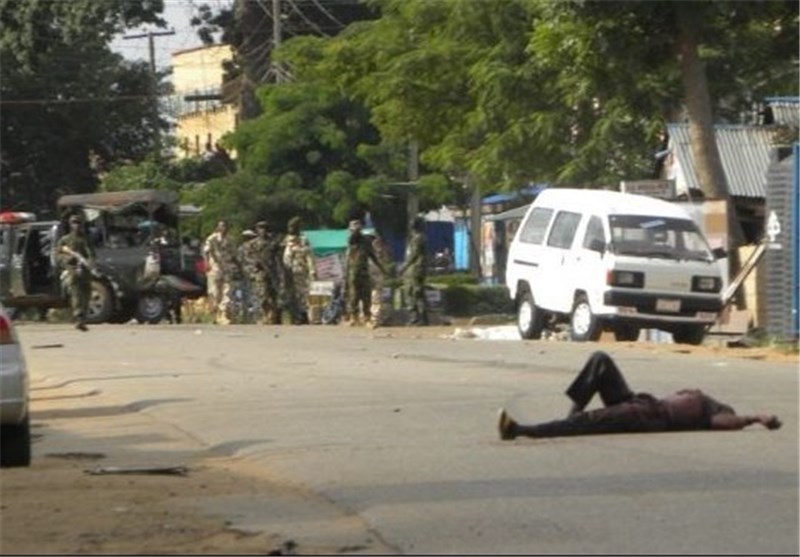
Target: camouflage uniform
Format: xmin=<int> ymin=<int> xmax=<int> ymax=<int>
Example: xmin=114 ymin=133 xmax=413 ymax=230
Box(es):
xmin=203 ymin=222 xmax=238 ymax=324
xmin=242 ymin=223 xmax=283 ymax=324
xmin=57 ymin=216 xmax=96 ymax=330
xmin=368 ymin=235 xmax=392 ymax=327
xmin=345 ymin=220 xmax=385 ymax=325
xmin=283 ymin=232 xmax=315 ymax=324
xmin=401 ymin=219 xmax=428 ymax=325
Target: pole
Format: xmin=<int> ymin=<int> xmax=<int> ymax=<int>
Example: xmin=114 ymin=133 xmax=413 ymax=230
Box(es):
xmin=407 ymin=139 xmax=419 ymax=231
xmin=122 ymin=29 xmax=176 ymax=75
xmin=273 ymin=0 xmax=283 ymax=82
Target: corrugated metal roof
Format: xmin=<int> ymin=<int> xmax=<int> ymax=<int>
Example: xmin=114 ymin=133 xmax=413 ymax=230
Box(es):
xmin=666 ymin=124 xmax=777 ymax=198
xmin=765 ymin=97 xmax=800 ymax=127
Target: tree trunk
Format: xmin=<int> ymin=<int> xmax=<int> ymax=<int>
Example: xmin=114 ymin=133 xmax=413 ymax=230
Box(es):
xmin=675 ymin=3 xmax=745 ymax=252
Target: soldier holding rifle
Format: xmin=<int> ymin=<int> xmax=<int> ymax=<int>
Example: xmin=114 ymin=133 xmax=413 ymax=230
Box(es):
xmin=57 ymin=214 xmax=96 ymax=331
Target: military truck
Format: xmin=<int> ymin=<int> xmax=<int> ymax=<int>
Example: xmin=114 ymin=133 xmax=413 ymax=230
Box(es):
xmin=1 ymin=190 xmax=206 ymax=324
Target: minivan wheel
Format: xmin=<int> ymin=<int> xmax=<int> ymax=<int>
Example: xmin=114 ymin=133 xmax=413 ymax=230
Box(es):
xmin=613 ymin=324 xmax=640 ymax=342
xmin=570 ymin=295 xmax=601 ymax=342
xmin=672 ymin=325 xmax=706 ymax=345
xmin=517 ymin=291 xmax=544 ymax=340
xmin=135 ymin=294 xmax=169 ymax=324
xmin=0 ymin=413 xmax=31 ymax=468
xmin=86 ymin=280 xmax=114 ymax=324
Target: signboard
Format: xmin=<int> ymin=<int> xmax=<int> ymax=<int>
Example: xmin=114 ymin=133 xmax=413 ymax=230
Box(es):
xmin=314 ymin=253 xmax=344 ymax=281
xmin=309 ymin=280 xmax=335 ymax=297
xmin=620 ymin=179 xmax=676 ymax=199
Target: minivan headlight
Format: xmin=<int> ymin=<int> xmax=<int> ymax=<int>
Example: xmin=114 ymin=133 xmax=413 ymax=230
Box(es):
xmin=692 ymin=276 xmax=721 ymax=293
xmin=607 ymin=270 xmax=644 ymax=288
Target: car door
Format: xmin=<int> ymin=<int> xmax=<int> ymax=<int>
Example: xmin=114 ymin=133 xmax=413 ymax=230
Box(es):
xmin=538 ymin=210 xmax=583 ymax=312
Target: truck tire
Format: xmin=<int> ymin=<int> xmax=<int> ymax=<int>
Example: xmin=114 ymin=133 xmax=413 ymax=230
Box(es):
xmin=0 ymin=413 xmax=31 ymax=468
xmin=672 ymin=325 xmax=706 ymax=345
xmin=517 ymin=290 xmax=544 ymax=340
xmin=135 ymin=294 xmax=169 ymax=324
xmin=86 ymin=280 xmax=114 ymax=324
xmin=570 ymin=294 xmax=601 ymax=342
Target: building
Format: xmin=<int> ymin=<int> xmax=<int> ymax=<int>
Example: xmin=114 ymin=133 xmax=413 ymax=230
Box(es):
xmin=171 ymin=44 xmax=238 ymax=159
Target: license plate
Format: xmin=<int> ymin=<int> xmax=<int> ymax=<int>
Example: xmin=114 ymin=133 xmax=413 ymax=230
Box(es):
xmin=656 ymin=298 xmax=681 ymax=312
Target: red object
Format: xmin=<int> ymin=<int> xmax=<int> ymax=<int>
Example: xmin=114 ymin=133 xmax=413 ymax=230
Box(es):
xmin=0 ymin=211 xmax=36 ymax=224
xmin=0 ymin=313 xmax=14 ymax=345
xmin=195 ymin=258 xmax=208 ymax=275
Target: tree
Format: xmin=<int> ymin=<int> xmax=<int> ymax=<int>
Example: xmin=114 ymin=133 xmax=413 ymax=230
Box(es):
xmin=0 ymin=0 xmax=168 ymax=216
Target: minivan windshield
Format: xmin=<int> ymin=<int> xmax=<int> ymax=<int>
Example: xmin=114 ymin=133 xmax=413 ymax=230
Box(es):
xmin=608 ymin=215 xmax=714 ymax=261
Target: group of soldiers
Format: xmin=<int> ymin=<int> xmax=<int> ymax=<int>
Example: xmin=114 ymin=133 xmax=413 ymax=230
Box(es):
xmin=203 ymin=217 xmax=314 ymax=325
xmin=203 ymin=216 xmax=429 ymax=328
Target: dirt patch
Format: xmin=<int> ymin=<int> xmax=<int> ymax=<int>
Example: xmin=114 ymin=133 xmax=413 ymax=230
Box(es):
xmin=0 ymin=453 xmax=390 ymax=555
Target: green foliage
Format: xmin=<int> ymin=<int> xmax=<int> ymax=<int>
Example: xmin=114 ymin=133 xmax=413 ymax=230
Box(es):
xmin=428 ymin=273 xmax=479 ymax=287
xmin=0 ymin=0 xmax=168 ymax=216
xmin=439 ymin=284 xmax=514 ymax=316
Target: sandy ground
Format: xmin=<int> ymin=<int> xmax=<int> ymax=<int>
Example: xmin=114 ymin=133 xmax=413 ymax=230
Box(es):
xmin=1 ymin=323 xmax=795 ymax=555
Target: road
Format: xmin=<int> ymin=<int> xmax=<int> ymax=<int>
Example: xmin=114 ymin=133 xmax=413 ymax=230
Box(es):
xmin=15 ymin=323 xmax=799 ymax=554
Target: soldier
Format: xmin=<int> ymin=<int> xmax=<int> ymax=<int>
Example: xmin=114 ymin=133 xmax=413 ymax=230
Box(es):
xmin=235 ymin=229 xmax=257 ymax=323
xmin=242 ymin=221 xmax=283 ymax=324
xmin=203 ymin=220 xmax=238 ymax=324
xmin=56 ymin=214 xmax=96 ymax=331
xmin=367 ymin=231 xmax=393 ymax=328
xmin=344 ymin=219 xmax=387 ymax=326
xmin=282 ymin=217 xmax=316 ymax=325
xmin=399 ymin=216 xmax=428 ymax=326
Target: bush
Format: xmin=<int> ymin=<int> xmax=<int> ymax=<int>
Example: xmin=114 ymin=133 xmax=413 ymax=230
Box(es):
xmin=438 ymin=284 xmax=513 ymax=316
xmin=428 ymin=272 xmax=479 ymax=287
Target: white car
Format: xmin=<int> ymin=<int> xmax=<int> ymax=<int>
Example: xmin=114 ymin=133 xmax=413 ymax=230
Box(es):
xmin=505 ymin=189 xmax=725 ymax=345
xmin=0 ymin=304 xmax=31 ymax=467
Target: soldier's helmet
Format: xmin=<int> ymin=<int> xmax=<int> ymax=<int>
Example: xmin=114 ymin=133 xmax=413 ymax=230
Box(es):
xmin=255 ymin=220 xmax=269 ymax=230
xmin=287 ymin=217 xmax=301 ymax=234
xmin=242 ymin=229 xmax=257 ymax=240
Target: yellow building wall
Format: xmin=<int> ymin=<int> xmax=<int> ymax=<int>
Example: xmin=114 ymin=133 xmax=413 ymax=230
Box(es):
xmin=172 ymin=44 xmax=238 ymax=159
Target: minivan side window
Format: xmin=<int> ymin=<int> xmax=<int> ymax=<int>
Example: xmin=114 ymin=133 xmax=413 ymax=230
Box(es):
xmin=518 ymin=207 xmax=554 ymax=245
xmin=546 ymin=211 xmax=582 ymax=249
xmin=582 ymin=215 xmax=605 ymax=250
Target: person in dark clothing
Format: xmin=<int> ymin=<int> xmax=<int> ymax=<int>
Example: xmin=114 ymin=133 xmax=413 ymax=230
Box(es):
xmin=498 ymin=351 xmax=782 ymax=440
xmin=399 ymin=216 xmax=428 ymax=326
xmin=344 ymin=219 xmax=387 ymax=326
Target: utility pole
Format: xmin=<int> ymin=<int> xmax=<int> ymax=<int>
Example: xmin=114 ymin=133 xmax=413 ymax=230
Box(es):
xmin=407 ymin=139 xmax=419 ymax=232
xmin=272 ymin=0 xmax=283 ymax=83
xmin=122 ymin=29 xmax=175 ymax=154
xmin=122 ymin=29 xmax=176 ymax=75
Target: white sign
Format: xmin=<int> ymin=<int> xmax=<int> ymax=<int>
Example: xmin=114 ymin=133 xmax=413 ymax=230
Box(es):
xmin=766 ymin=210 xmax=782 ymax=243
xmin=314 ymin=253 xmax=344 ymax=281
xmin=620 ymin=180 xmax=676 ymax=199
xmin=309 ymin=280 xmax=335 ymax=297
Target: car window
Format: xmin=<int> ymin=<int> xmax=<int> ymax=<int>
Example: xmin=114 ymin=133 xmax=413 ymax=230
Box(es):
xmin=518 ymin=207 xmax=553 ymax=245
xmin=546 ymin=211 xmax=582 ymax=249
xmin=582 ymin=215 xmax=605 ymax=249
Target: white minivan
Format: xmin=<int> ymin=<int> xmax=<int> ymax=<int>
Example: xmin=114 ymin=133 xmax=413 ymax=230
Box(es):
xmin=505 ymin=189 xmax=725 ymax=345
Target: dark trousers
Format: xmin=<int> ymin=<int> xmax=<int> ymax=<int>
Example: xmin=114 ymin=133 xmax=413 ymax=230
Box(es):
xmin=516 ymin=352 xmax=669 ymax=438
xmin=565 ymin=351 xmax=635 ymax=412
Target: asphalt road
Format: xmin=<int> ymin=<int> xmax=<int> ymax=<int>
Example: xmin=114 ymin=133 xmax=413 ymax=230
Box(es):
xmin=17 ymin=323 xmax=799 ymax=554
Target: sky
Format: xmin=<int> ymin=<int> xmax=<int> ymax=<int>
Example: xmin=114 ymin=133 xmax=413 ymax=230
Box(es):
xmin=111 ymin=0 xmax=232 ymax=70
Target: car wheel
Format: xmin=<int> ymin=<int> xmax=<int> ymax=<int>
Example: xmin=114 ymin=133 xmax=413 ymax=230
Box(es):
xmin=613 ymin=324 xmax=640 ymax=342
xmin=134 ymin=294 xmax=169 ymax=324
xmin=86 ymin=280 xmax=114 ymax=324
xmin=517 ymin=290 xmax=544 ymax=340
xmin=0 ymin=414 xmax=31 ymax=468
xmin=672 ymin=325 xmax=706 ymax=345
xmin=570 ymin=294 xmax=601 ymax=342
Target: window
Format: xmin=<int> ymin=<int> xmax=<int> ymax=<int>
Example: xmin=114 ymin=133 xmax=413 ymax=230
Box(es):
xmin=582 ymin=215 xmax=605 ymax=250
xmin=546 ymin=211 xmax=582 ymax=249
xmin=518 ymin=208 xmax=553 ymax=245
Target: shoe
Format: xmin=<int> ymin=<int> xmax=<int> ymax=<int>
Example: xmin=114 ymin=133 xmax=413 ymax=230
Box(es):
xmin=497 ymin=409 xmax=517 ymax=441
xmin=75 ymin=322 xmax=88 ymax=332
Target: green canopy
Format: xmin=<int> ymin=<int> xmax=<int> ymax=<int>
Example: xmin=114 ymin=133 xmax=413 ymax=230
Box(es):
xmin=305 ymin=229 xmax=349 ymax=257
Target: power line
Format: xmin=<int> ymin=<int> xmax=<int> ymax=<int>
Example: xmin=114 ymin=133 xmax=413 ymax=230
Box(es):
xmin=0 ymin=95 xmax=156 ymax=106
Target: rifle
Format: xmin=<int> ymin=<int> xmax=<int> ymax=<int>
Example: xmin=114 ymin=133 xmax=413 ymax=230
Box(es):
xmin=60 ymin=245 xmax=100 ymax=277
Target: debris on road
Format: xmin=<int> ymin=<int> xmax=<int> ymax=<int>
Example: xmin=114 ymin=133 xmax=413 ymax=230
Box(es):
xmin=85 ymin=465 xmax=189 ymax=476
